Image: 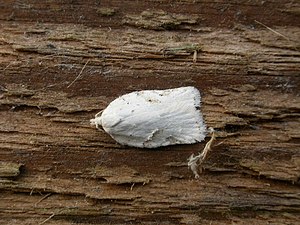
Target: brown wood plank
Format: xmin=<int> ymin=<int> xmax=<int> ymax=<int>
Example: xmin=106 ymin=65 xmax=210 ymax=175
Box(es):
xmin=0 ymin=1 xmax=299 ymax=224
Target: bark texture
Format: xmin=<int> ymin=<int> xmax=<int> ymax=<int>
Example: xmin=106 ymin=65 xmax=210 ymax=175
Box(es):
xmin=0 ymin=1 xmax=299 ymax=224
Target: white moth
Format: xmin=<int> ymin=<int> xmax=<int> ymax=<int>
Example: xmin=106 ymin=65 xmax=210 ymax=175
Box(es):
xmin=90 ymin=86 xmax=206 ymax=148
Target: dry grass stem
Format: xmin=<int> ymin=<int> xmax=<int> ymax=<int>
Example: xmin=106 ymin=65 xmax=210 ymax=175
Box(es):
xmin=188 ymin=128 xmax=216 ymax=179
xmin=67 ymin=59 xmax=90 ymax=88
xmin=38 ymin=213 xmax=55 ymax=225
xmin=34 ymin=193 xmax=52 ymax=206
xmin=254 ymin=20 xmax=290 ymax=41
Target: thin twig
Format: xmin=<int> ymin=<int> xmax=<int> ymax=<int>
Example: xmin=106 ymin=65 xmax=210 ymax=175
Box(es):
xmin=130 ymin=183 xmax=135 ymax=191
xmin=34 ymin=193 xmax=52 ymax=206
xmin=254 ymin=20 xmax=290 ymax=41
xmin=2 ymin=61 xmax=17 ymax=71
xmin=38 ymin=207 xmax=77 ymax=225
xmin=193 ymin=50 xmax=197 ymax=63
xmin=38 ymin=213 xmax=55 ymax=225
xmin=67 ymin=59 xmax=90 ymax=88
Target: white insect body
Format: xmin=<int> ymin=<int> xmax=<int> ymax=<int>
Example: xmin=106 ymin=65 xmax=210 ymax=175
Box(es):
xmin=90 ymin=86 xmax=206 ymax=148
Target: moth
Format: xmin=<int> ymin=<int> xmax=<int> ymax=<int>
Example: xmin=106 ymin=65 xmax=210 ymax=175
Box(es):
xmin=90 ymin=86 xmax=206 ymax=148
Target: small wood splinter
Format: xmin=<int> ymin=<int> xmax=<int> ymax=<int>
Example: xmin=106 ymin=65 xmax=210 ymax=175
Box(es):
xmin=188 ymin=128 xmax=216 ymax=179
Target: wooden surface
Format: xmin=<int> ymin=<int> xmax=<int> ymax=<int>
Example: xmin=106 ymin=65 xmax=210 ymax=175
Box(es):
xmin=0 ymin=1 xmax=299 ymax=224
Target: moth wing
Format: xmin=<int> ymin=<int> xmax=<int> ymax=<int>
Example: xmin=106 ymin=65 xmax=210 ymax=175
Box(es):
xmin=100 ymin=87 xmax=206 ymax=148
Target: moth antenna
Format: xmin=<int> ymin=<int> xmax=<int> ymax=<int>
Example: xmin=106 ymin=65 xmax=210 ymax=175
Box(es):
xmin=95 ymin=110 xmax=104 ymax=118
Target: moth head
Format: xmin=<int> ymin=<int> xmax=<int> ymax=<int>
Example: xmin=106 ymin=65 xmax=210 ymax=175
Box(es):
xmin=90 ymin=111 xmax=103 ymax=130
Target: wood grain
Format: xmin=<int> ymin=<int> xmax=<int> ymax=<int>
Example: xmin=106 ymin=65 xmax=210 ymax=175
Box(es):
xmin=0 ymin=1 xmax=299 ymax=224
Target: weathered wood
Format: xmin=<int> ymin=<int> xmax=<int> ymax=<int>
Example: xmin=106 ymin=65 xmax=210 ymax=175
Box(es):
xmin=0 ymin=1 xmax=299 ymax=224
